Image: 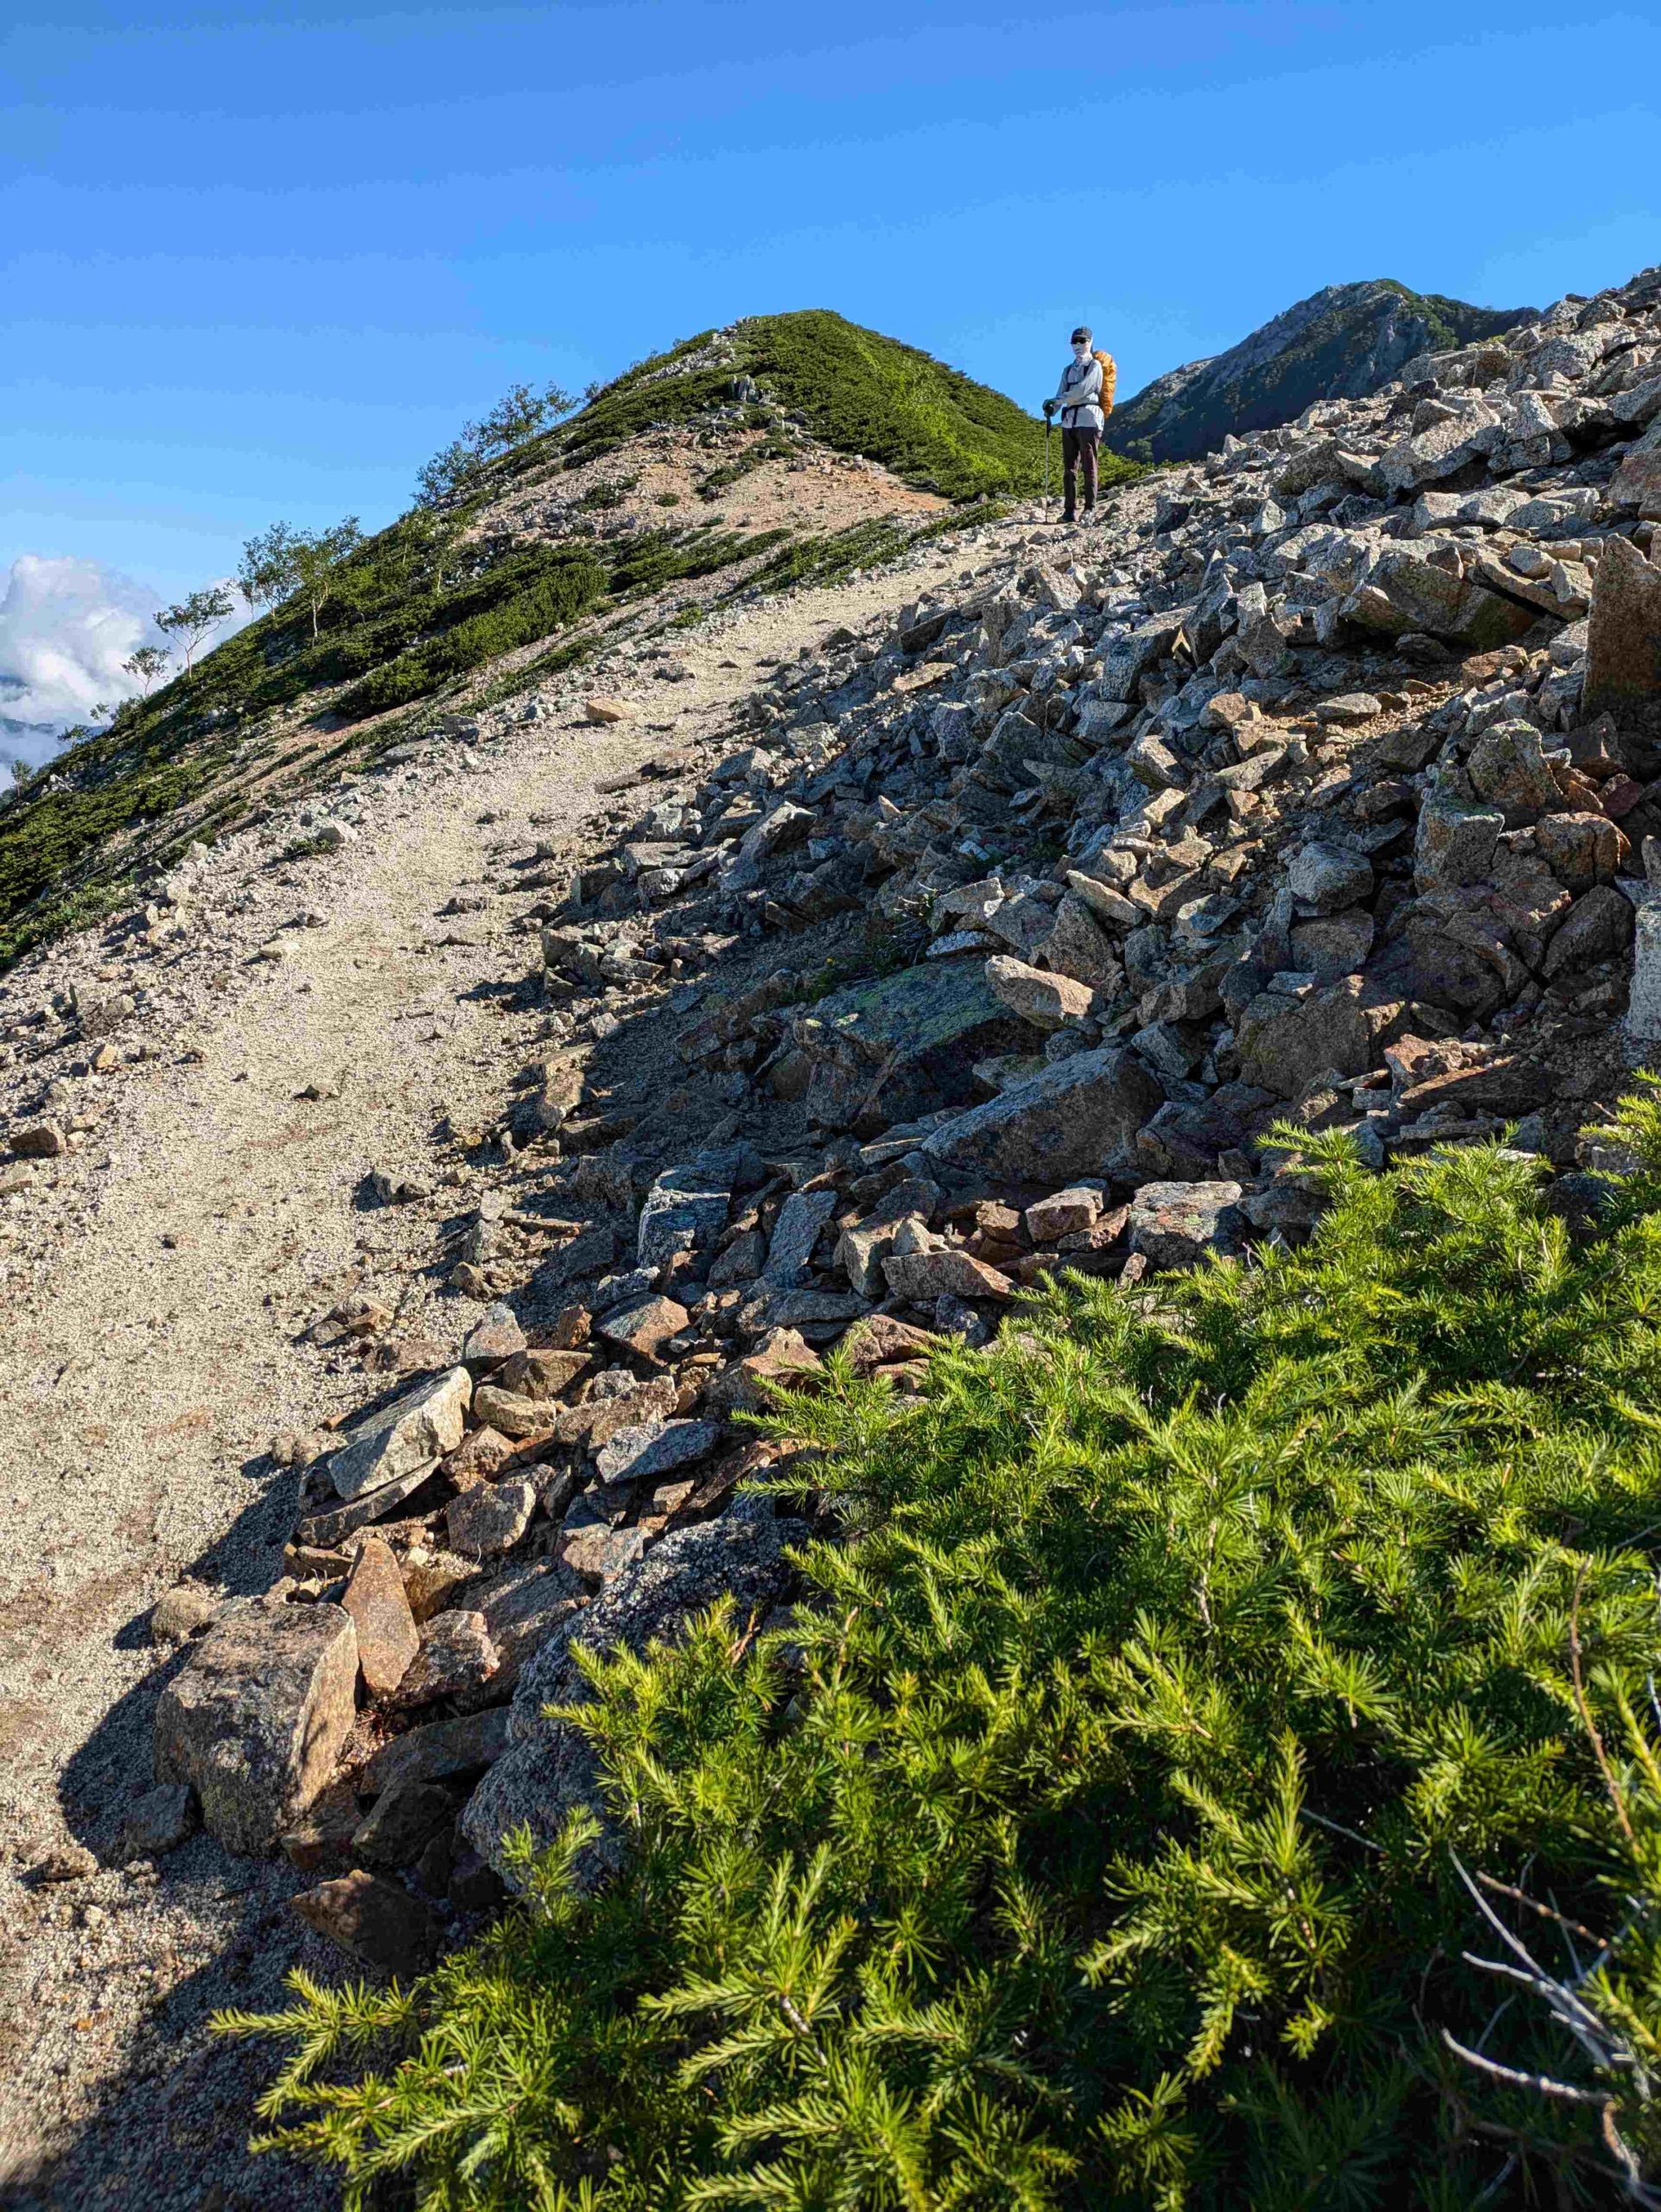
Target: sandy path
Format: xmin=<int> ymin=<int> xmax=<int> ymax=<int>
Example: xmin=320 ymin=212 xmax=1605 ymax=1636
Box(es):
xmin=0 ymin=520 xmax=1028 ymax=2209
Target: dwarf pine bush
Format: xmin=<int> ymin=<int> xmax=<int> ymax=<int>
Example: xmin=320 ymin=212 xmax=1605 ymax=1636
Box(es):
xmin=224 ymin=1097 xmax=1661 ymax=2208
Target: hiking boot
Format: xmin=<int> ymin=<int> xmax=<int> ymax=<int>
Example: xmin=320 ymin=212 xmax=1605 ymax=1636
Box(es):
xmin=1060 ymin=509 xmax=1076 ymax=525
xmin=1082 ymin=505 xmax=1098 ymax=525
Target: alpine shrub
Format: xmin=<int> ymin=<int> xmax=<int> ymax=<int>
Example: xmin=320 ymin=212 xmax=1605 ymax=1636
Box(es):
xmin=226 ymin=1099 xmax=1661 ymax=2207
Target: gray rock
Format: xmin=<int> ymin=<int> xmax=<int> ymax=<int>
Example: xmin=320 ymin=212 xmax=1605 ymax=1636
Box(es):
xmin=1286 ymin=842 xmax=1374 ymax=915
xmin=921 ymin=1048 xmax=1162 ymax=1184
xmin=461 ymin=1498 xmax=806 ymax=1885
xmin=327 ymin=1367 xmax=472 ymax=1502
xmin=595 ymin=1419 xmax=721 ymax=1486
xmin=446 ymin=1478 xmax=538 ymax=1558
xmin=118 ymin=1783 xmax=198 ymax=1859
xmin=155 ymin=1598 xmax=358 ymax=1854
xmin=1340 ymin=549 xmax=1534 ymax=649
xmin=351 ymin=1782 xmax=455 ymax=1871
xmin=761 ymin=1189 xmax=837 ymax=1287
xmin=1129 ymin=1181 xmax=1245 ymax=1269
xmin=1414 ymin=787 xmax=1504 ymax=893
xmin=391 ymin=1611 xmax=499 ymax=1708
xmin=1628 ymin=899 xmax=1661 ymax=1045
xmin=796 ymin=961 xmax=1027 ymax=1129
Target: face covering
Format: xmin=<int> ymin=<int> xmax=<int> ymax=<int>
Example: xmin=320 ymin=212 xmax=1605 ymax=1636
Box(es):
xmin=1072 ymin=343 xmax=1090 ymax=360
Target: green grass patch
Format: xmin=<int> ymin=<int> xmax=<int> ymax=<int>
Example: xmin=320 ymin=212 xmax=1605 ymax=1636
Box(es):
xmin=227 ymin=1099 xmax=1661 ymax=2205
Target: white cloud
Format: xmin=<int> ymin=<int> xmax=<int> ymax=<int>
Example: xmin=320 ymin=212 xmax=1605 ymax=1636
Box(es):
xmin=0 ymin=555 xmax=250 ymax=779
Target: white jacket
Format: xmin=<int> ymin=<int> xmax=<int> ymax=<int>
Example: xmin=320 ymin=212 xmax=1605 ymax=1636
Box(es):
xmin=1050 ymin=355 xmax=1104 ymax=432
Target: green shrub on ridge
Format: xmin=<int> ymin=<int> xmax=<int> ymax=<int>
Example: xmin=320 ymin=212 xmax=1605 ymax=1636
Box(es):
xmin=225 ymin=1095 xmax=1661 ymax=2207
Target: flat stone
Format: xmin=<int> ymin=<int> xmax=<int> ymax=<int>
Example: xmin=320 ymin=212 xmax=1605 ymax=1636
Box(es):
xmin=584 ymin=695 xmax=634 ymax=723
xmin=391 ymin=1611 xmax=500 ymax=1708
xmin=883 ymin=1249 xmax=1014 ymax=1301
xmin=496 ymin=1347 xmax=592 ymax=1399
xmin=351 ymin=1782 xmax=455 ymax=1871
xmin=446 ymin=1478 xmax=538 ymax=1559
xmin=470 ymin=1383 xmax=561 ymax=1441
xmin=155 ymin=1598 xmax=358 ymax=1854
xmin=1237 ymin=976 xmax=1403 ymax=1099
xmin=595 ymin=1419 xmax=721 ymax=1486
xmin=462 ymin=1499 xmax=805 ymax=1885
xmin=1128 ymin=1181 xmax=1245 ymax=1270
xmin=553 ymin=1376 xmax=678 ymax=1448
xmin=921 ymin=1047 xmax=1162 ymax=1185
xmin=291 ymin=1871 xmax=441 ymax=1976
xmin=1585 ymin=533 xmax=1661 ymax=732
xmin=985 ymin=955 xmax=1094 ymax=1031
xmin=341 ymin=1537 xmax=419 ymax=1699
xmin=295 ymin=1459 xmax=438 ymax=1549
xmin=328 ymin=1368 xmax=471 ymax=1502
xmin=360 ymin=1707 xmax=511 ymax=1797
xmin=595 ymin=1294 xmax=689 ymax=1361
xmin=118 ymin=1783 xmax=198 ymax=1860
xmin=840 ymin=1313 xmax=937 ymax=1376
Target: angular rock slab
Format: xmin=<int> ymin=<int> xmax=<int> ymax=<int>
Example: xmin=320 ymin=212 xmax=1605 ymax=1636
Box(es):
xmin=328 ymin=1366 xmax=471 ymax=1502
xmin=155 ymin=1598 xmax=358 ymax=1854
xmin=462 ymin=1499 xmax=805 ymax=1885
xmin=1585 ymin=533 xmax=1661 ymax=733
xmin=342 ymin=1536 xmax=419 ymax=1698
xmin=920 ymin=1048 xmax=1162 ymax=1185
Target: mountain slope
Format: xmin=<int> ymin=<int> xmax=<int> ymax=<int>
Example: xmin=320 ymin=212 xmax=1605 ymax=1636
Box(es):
xmin=1105 ymin=278 xmax=1537 ymax=462
xmin=0 ymin=311 xmax=1134 ymax=971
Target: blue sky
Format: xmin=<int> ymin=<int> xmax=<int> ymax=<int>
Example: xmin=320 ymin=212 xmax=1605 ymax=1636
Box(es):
xmin=2 ymin=0 xmax=1658 ymax=738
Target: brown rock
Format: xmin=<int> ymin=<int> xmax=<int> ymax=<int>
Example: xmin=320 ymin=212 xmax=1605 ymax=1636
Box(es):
xmin=360 ymin=1706 xmax=511 ymax=1796
xmin=497 ymin=1347 xmax=593 ymax=1399
xmin=543 ymin=1304 xmax=593 ymax=1350
xmin=341 ymin=1537 xmax=419 ymax=1698
xmin=10 ymin=1120 xmax=66 ymax=1159
xmin=291 ymin=1870 xmax=441 ymax=1976
xmin=1585 ymin=533 xmax=1661 ymax=731
xmin=150 ymin=1584 xmax=222 ymax=1644
xmin=584 ymin=695 xmax=634 ymax=724
xmin=595 ymin=1294 xmax=689 ymax=1361
xmin=445 ymin=1426 xmax=518 ymax=1483
xmin=294 ymin=1459 xmax=439 ymax=1550
xmin=391 ymin=1611 xmax=500 ymax=1708
xmin=840 ymin=1313 xmax=937 ymax=1376
xmin=154 ymin=1598 xmax=358 ymax=1854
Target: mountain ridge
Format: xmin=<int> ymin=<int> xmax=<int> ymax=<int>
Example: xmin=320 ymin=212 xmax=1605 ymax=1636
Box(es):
xmin=1106 ymin=276 xmax=1537 ymax=462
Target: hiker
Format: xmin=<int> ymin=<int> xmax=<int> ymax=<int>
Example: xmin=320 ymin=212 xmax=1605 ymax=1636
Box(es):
xmin=1042 ymin=327 xmax=1106 ymax=524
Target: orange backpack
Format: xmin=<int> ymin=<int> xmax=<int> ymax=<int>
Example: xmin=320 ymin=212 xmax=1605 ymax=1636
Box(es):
xmin=1092 ymin=350 xmax=1117 ymax=416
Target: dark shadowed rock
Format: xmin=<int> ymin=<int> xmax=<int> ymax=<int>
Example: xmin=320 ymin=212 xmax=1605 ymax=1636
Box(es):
xmin=920 ymin=1049 xmax=1161 ymax=1184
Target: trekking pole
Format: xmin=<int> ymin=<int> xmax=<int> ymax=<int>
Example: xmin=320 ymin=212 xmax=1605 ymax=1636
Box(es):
xmin=1043 ymin=414 xmax=1053 ymax=514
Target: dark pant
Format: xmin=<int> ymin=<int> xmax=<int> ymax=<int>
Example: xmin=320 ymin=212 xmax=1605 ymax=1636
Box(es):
xmin=1061 ymin=426 xmax=1099 ymax=516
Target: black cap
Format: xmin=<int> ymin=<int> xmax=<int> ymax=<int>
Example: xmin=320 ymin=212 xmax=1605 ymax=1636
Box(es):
xmin=1071 ymin=326 xmax=1092 ymax=343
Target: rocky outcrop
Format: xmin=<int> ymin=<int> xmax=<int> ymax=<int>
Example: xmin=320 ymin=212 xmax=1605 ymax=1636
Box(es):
xmin=1105 ymin=279 xmax=1537 ymax=463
